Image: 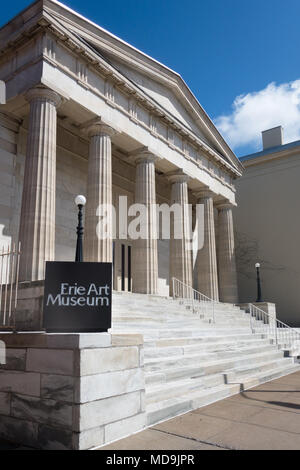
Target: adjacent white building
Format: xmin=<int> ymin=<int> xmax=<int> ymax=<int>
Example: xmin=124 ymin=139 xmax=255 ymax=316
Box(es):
xmin=235 ymin=126 xmax=300 ymax=326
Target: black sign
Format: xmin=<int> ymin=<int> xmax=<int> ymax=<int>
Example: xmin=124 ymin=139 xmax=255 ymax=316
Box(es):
xmin=43 ymin=262 xmax=112 ymax=333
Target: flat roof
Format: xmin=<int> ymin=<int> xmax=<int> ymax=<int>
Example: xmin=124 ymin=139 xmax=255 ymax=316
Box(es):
xmin=240 ymin=139 xmax=300 ymax=162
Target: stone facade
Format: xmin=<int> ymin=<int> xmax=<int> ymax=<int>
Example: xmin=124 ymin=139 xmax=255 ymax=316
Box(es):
xmin=0 ymin=332 xmax=145 ymax=450
xmin=0 ymin=0 xmax=242 ymax=302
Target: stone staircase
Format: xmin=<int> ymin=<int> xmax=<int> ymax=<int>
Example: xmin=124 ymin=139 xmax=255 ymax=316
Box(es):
xmin=111 ymin=292 xmax=300 ymax=426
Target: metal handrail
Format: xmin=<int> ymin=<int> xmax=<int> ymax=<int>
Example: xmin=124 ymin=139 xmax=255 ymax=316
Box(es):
xmin=0 ymin=242 xmax=21 ymax=329
xmin=248 ymin=303 xmax=300 ymax=348
xmin=172 ymin=278 xmax=300 ymax=351
xmin=172 ymin=277 xmax=217 ymax=323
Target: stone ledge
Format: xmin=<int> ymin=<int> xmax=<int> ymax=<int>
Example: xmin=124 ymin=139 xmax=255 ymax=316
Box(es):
xmin=0 ymin=332 xmax=113 ymax=350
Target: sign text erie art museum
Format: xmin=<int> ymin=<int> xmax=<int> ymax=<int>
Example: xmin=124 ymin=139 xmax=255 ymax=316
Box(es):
xmin=43 ymin=262 xmax=112 ymax=333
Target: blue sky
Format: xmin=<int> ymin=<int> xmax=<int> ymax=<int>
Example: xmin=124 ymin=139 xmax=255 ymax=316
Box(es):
xmin=2 ymin=0 xmax=300 ymax=156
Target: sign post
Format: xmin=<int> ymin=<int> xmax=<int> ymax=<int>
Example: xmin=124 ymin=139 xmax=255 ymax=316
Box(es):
xmin=43 ymin=261 xmax=112 ymax=332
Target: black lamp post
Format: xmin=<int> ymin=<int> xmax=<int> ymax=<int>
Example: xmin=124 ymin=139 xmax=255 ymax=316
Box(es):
xmin=255 ymin=262 xmax=263 ymax=303
xmin=75 ymin=195 xmax=86 ymax=262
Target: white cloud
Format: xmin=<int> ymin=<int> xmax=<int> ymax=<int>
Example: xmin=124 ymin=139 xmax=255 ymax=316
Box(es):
xmin=214 ymin=79 xmax=300 ymax=153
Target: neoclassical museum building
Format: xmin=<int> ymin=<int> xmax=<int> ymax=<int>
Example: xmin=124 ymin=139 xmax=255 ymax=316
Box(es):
xmin=0 ymin=0 xmax=243 ymax=303
xmin=2 ymin=0 xmax=300 ymax=452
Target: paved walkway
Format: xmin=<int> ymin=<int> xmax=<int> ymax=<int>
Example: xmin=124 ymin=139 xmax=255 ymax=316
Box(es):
xmin=101 ymin=371 xmax=300 ymax=451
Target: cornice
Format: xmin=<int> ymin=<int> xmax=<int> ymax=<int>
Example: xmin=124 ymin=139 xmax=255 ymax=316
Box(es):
xmin=49 ymin=20 xmax=241 ymax=178
xmin=242 ymin=146 xmax=300 ymax=168
xmin=43 ymin=2 xmax=243 ymax=174
xmin=0 ymin=9 xmax=241 ymax=180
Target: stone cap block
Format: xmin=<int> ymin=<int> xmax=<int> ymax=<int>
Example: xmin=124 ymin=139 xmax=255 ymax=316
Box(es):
xmin=0 ymin=332 xmax=112 ymax=350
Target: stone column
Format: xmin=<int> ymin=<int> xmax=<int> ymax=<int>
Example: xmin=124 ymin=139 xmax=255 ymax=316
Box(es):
xmin=168 ymin=172 xmax=193 ymax=295
xmin=85 ymin=121 xmax=115 ymax=263
xmin=195 ymin=190 xmax=219 ymax=300
xmin=216 ymin=202 xmax=238 ymax=303
xmin=19 ymin=87 xmax=62 ymax=281
xmin=132 ymin=150 xmax=158 ymax=294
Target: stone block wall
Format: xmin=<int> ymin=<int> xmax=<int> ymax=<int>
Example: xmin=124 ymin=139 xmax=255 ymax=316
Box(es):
xmin=14 ymin=281 xmax=44 ymax=331
xmin=0 ymin=332 xmax=145 ymax=450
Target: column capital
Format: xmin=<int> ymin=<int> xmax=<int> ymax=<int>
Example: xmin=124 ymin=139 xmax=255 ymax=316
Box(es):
xmin=82 ymin=118 xmax=117 ymax=138
xmin=131 ymin=146 xmax=160 ymax=165
xmin=194 ymin=188 xmax=214 ymax=200
xmin=25 ymin=87 xmax=63 ymax=108
xmin=166 ymin=169 xmax=190 ymax=184
xmin=215 ymin=200 xmax=236 ymax=211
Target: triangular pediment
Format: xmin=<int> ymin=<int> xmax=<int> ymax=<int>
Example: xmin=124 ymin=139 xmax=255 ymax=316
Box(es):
xmin=84 ymin=45 xmax=210 ymax=142
xmin=0 ymin=0 xmax=243 ymax=174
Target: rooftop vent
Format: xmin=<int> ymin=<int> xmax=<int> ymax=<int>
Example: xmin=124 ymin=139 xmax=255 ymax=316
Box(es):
xmin=262 ymin=126 xmax=283 ymax=150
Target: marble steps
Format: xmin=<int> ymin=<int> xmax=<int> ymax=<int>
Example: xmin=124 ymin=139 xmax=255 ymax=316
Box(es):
xmin=225 ymin=356 xmax=296 ymax=381
xmin=112 ymin=315 xmax=252 ymax=327
xmin=111 ymin=321 xmax=211 ymax=330
xmin=145 ymin=348 xmax=284 ymax=383
xmin=112 ymin=309 xmax=254 ymax=328
xmin=113 ymin=306 xmax=202 ymax=315
xmin=144 ymin=341 xmax=275 ymax=360
xmin=113 ymin=293 xmax=246 ymax=320
xmin=112 ymin=296 xmax=263 ymax=330
xmin=112 ymin=326 xmax=256 ymax=338
xmin=141 ymin=328 xmax=259 ymax=340
xmin=146 ymin=362 xmax=300 ymax=426
xmin=119 ymin=330 xmax=261 ymax=343
xmin=112 ymin=306 xmax=243 ymax=322
xmin=144 ymin=349 xmax=285 ymax=375
xmin=112 ymin=316 xmax=167 ymax=324
xmin=146 ymin=383 xmax=242 ymax=426
xmin=113 ymin=316 xmax=247 ymax=326
xmin=113 ymin=307 xmax=207 ymax=320
xmin=112 ymin=310 xmax=200 ymax=321
xmin=231 ymin=362 xmax=300 ymax=386
xmin=143 ymin=332 xmax=266 ymax=345
xmin=113 ymin=298 xmax=261 ymax=328
xmin=144 ymin=355 xmax=292 ymax=387
xmin=145 ymin=356 xmax=295 ymax=405
xmin=113 ymin=292 xmax=241 ymax=314
xmin=144 ymin=336 xmax=271 ymax=352
xmin=146 ymin=373 xmax=226 ymax=405
xmin=111 ymin=292 xmax=299 ymax=428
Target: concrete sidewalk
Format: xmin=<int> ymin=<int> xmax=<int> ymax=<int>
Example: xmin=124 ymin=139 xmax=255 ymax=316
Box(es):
xmin=101 ymin=371 xmax=300 ymax=451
